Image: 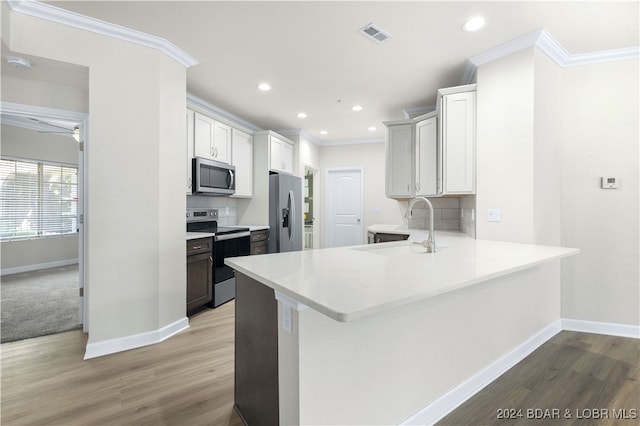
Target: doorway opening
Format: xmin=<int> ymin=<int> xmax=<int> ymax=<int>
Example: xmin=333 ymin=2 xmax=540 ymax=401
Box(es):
xmin=0 ymin=103 xmax=87 ymax=342
xmin=303 ymin=166 xmax=317 ymax=250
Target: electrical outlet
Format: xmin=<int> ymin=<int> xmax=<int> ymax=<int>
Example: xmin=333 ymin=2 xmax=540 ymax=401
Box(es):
xmin=487 ymin=208 xmax=501 ymax=222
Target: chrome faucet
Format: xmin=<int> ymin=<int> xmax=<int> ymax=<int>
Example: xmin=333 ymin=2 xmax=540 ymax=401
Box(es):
xmin=406 ymin=197 xmax=436 ymax=253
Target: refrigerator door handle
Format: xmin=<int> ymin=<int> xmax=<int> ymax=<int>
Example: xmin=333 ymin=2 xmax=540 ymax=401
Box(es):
xmin=288 ymin=190 xmax=295 ymax=242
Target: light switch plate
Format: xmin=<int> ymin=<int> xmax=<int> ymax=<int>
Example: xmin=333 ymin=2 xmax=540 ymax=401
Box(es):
xmin=601 ymin=177 xmax=619 ymax=189
xmin=488 ymin=208 xmax=501 ymax=222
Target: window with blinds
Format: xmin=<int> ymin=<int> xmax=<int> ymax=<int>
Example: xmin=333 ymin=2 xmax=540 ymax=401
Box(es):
xmin=0 ymin=158 xmax=78 ymax=240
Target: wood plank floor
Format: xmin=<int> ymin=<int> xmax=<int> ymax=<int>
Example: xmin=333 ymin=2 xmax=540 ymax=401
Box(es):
xmin=2 ymin=301 xmax=638 ymax=426
xmin=1 ymin=301 xmax=243 ymax=426
xmin=439 ymin=331 xmax=639 ymax=426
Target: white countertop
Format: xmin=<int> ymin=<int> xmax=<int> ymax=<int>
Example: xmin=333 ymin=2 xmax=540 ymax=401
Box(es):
xmin=186 ymin=232 xmax=214 ymax=241
xmin=226 ymin=231 xmax=579 ymax=322
xmin=186 ymin=225 xmax=268 ymax=240
xmin=235 ymin=225 xmax=269 ymax=231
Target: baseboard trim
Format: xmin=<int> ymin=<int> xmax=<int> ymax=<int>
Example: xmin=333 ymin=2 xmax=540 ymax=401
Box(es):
xmin=399 ymin=317 xmax=640 ymax=425
xmin=400 ymin=320 xmax=563 ymax=425
xmin=83 ymin=317 xmax=189 ymax=360
xmin=1 ymin=259 xmax=79 ymax=276
xmin=561 ymin=318 xmax=640 ymax=339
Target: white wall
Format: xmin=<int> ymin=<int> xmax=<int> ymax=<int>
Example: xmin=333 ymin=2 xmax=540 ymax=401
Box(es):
xmin=560 ymin=58 xmax=640 ymax=326
xmin=476 ymin=43 xmax=639 ymax=327
xmin=476 ymin=48 xmax=536 ymax=243
xmin=1 ymin=124 xmax=80 ymax=271
xmin=4 ymin=6 xmax=188 ymax=349
xmin=319 ymin=142 xmax=404 ymax=247
xmin=1 ymin=74 xmax=88 ymax=113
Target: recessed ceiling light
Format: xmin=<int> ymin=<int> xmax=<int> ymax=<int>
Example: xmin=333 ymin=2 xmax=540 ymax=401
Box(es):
xmin=257 ymin=82 xmax=271 ymax=91
xmin=462 ymin=16 xmax=486 ymax=32
xmin=297 ymin=112 xmax=307 ymax=119
xmin=320 ymin=130 xmax=328 ymax=135
xmin=368 ymin=126 xmax=377 ymax=131
xmin=352 ymin=105 xmax=363 ymax=112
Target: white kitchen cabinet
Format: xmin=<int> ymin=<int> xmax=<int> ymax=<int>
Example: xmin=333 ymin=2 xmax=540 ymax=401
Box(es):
xmin=384 ymin=84 xmax=476 ymax=199
xmin=213 ymin=121 xmax=232 ymax=163
xmin=186 ymin=109 xmax=195 ymax=194
xmin=269 ymin=135 xmax=294 ymax=175
xmin=385 ymin=121 xmax=414 ymax=198
xmin=231 ymin=128 xmax=253 ymax=197
xmin=440 ymin=88 xmax=476 ymax=194
xmin=415 ymin=115 xmax=438 ymax=197
xmin=193 ymin=112 xmax=231 ymax=164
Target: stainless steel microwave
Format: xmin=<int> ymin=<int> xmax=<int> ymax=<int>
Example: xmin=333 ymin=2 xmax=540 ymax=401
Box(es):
xmin=192 ymin=157 xmax=235 ymax=195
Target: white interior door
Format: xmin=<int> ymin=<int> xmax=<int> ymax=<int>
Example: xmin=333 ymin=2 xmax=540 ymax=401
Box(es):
xmin=325 ymin=169 xmax=363 ymax=248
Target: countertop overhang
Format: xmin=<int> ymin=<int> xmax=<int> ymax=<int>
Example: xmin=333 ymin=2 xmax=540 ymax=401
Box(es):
xmin=225 ymin=232 xmax=579 ymax=322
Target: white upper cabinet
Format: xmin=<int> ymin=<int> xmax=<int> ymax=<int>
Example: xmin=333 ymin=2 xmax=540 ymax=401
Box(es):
xmin=415 ymin=115 xmax=438 ymax=197
xmin=193 ymin=112 xmax=231 ymax=164
xmin=213 ymin=121 xmax=232 ymax=164
xmin=385 ymin=122 xmax=414 ymax=198
xmin=186 ymin=109 xmax=195 ymax=194
xmin=384 ymin=84 xmax=476 ymax=199
xmin=231 ymin=128 xmax=253 ymax=197
xmin=269 ymin=135 xmax=294 ymax=175
xmin=441 ymin=89 xmax=476 ymax=194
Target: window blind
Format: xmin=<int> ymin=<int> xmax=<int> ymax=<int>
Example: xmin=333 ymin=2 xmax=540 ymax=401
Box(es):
xmin=0 ymin=158 xmax=78 ymax=240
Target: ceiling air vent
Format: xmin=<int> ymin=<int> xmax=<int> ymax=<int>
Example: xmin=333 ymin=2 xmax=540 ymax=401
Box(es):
xmin=359 ymin=23 xmax=392 ymax=44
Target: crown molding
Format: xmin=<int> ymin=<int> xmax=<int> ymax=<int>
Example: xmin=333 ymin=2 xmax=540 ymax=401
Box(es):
xmin=320 ymin=137 xmax=385 ymax=147
xmin=402 ymin=105 xmax=436 ymax=119
xmin=461 ymin=28 xmax=640 ymax=84
xmin=186 ymin=93 xmax=262 ymax=132
xmin=276 ymin=129 xmax=385 ymax=147
xmin=276 ymin=128 xmax=323 ymax=146
xmin=6 ymin=0 xmax=198 ymax=68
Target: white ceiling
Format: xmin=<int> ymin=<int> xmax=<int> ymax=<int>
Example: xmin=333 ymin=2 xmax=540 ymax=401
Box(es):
xmin=7 ymin=1 xmax=640 ymax=143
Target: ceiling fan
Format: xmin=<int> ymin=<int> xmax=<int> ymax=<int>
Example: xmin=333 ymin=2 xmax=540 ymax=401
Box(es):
xmin=30 ymin=117 xmax=81 ymax=141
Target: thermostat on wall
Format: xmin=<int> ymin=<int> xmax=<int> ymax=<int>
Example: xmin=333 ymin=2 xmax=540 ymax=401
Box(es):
xmin=601 ymin=177 xmax=619 ymax=189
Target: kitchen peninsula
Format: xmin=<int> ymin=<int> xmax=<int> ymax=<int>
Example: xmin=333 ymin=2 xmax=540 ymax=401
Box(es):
xmin=226 ymin=232 xmax=579 ymax=425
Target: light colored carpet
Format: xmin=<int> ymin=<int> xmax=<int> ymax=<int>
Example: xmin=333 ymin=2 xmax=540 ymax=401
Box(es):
xmin=1 ymin=265 xmax=81 ymax=343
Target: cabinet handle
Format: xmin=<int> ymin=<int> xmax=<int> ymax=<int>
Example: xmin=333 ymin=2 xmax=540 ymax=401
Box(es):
xmin=214 ymin=147 xmax=218 ymax=157
xmin=192 ymin=245 xmax=202 ymax=250
xmin=209 ymin=256 xmax=213 ymax=263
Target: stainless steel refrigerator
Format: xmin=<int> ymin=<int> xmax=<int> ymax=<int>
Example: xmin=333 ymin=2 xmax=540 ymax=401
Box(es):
xmin=269 ymin=173 xmax=303 ymax=253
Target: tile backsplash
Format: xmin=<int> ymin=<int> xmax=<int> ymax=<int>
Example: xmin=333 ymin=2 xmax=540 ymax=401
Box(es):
xmin=407 ymin=196 xmax=476 ymax=237
xmin=187 ymin=195 xmax=238 ymax=226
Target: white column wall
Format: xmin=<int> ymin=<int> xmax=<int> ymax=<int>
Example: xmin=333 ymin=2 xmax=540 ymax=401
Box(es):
xmin=5 ymin=7 xmax=187 ymax=347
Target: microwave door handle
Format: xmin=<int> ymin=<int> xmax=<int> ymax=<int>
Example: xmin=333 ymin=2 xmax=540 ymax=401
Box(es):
xmin=288 ymin=190 xmax=295 ymax=242
xmin=228 ymin=170 xmax=234 ymax=189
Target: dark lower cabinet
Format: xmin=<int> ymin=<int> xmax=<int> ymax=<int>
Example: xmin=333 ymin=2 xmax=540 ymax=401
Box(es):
xmin=250 ymin=229 xmax=269 ymax=255
xmin=234 ymin=272 xmax=279 ymax=426
xmin=186 ymin=238 xmax=213 ymax=315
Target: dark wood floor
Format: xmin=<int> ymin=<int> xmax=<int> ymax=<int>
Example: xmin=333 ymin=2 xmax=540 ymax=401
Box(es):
xmin=2 ymin=301 xmax=638 ymax=426
xmin=1 ymin=302 xmax=244 ymax=426
xmin=439 ymin=331 xmax=639 ymax=426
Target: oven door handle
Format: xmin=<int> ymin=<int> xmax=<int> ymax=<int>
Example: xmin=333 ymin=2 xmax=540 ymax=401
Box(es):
xmin=214 ymin=231 xmax=251 ymax=242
